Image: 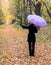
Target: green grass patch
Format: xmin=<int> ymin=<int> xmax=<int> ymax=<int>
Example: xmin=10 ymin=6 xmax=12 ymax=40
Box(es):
xmin=47 ymin=22 xmax=51 ymax=27
xmin=36 ymin=24 xmax=51 ymax=43
xmin=0 ymin=25 xmax=5 ymax=29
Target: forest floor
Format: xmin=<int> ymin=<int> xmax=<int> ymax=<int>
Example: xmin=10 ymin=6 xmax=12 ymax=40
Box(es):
xmin=0 ymin=24 xmax=51 ymax=65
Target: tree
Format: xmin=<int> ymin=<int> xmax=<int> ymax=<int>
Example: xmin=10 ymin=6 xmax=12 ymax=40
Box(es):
xmin=43 ymin=2 xmax=51 ymax=18
xmin=0 ymin=9 xmax=3 ymax=24
xmin=0 ymin=0 xmax=3 ymax=24
xmin=0 ymin=0 xmax=51 ymax=24
xmin=28 ymin=0 xmax=32 ymax=14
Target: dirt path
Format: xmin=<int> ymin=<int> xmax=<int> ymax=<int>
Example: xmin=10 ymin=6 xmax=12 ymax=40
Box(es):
xmin=0 ymin=24 xmax=51 ymax=65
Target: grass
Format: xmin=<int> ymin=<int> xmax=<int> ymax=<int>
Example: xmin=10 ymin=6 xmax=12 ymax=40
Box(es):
xmin=36 ymin=23 xmax=51 ymax=43
xmin=0 ymin=25 xmax=5 ymax=29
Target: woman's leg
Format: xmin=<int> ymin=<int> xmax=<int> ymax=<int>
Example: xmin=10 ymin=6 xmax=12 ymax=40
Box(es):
xmin=28 ymin=42 xmax=32 ymax=56
xmin=31 ymin=42 xmax=35 ymax=56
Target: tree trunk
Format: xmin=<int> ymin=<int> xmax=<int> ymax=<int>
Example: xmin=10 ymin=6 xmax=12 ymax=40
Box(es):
xmin=35 ymin=2 xmax=42 ymax=16
xmin=43 ymin=2 xmax=51 ymax=18
xmin=28 ymin=0 xmax=32 ymax=14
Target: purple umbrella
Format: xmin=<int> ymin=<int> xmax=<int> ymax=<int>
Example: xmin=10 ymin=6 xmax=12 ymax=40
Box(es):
xmin=27 ymin=15 xmax=47 ymax=27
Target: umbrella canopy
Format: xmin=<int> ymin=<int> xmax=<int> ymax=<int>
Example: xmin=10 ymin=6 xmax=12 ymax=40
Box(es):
xmin=27 ymin=15 xmax=47 ymax=27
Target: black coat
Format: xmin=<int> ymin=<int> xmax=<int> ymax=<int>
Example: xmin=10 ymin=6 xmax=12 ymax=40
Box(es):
xmin=21 ymin=24 xmax=38 ymax=43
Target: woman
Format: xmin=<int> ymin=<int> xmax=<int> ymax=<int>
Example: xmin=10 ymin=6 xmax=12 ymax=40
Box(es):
xmin=20 ymin=23 xmax=38 ymax=56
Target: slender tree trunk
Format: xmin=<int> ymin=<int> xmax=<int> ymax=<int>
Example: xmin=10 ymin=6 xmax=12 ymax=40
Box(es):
xmin=23 ymin=0 xmax=26 ymax=22
xmin=43 ymin=2 xmax=51 ymax=18
xmin=0 ymin=9 xmax=3 ymax=24
xmin=23 ymin=0 xmax=27 ymax=25
xmin=35 ymin=2 xmax=42 ymax=16
xmin=28 ymin=0 xmax=32 ymax=14
xmin=20 ymin=0 xmax=23 ymax=24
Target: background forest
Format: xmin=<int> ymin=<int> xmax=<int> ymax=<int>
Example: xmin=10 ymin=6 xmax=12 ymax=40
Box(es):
xmin=0 ymin=0 xmax=51 ymax=25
